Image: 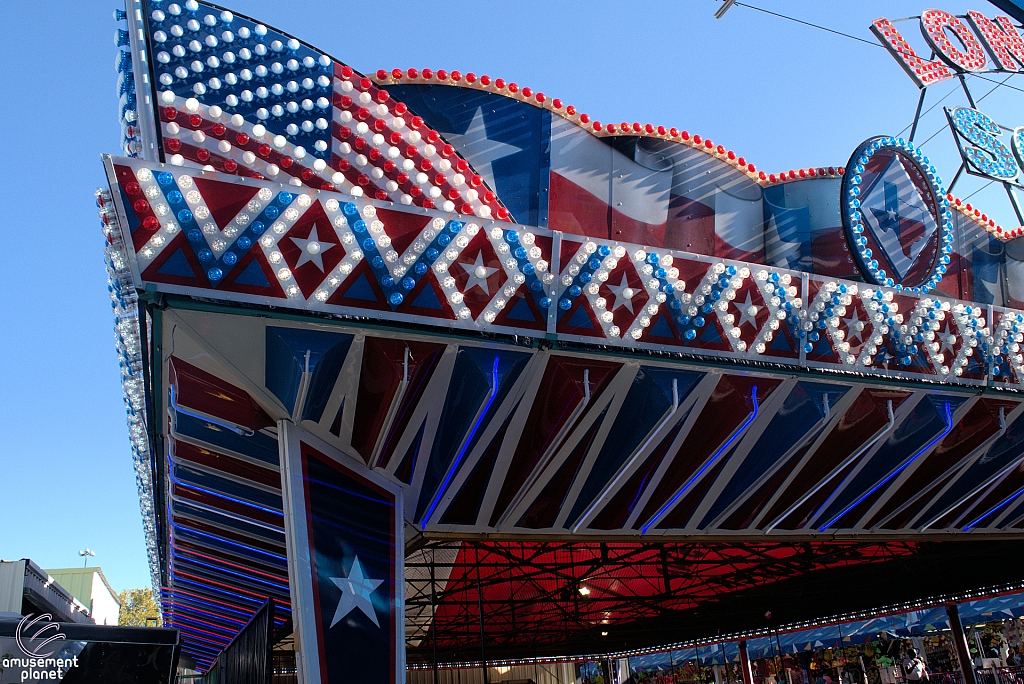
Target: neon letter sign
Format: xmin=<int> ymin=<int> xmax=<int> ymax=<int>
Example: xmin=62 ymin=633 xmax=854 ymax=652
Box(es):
xmin=872 ymin=9 xmax=1024 ymax=87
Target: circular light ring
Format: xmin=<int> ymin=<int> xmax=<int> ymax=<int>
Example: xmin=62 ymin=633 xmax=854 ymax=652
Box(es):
xmin=841 ymin=136 xmax=953 ymax=294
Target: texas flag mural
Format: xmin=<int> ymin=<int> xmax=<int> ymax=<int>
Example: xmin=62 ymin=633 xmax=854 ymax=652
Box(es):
xmin=279 ymin=423 xmax=404 ymax=684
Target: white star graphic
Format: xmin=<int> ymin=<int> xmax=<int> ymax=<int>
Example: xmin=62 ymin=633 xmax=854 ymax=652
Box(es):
xmin=606 ymin=273 xmax=637 ymax=314
xmin=843 ymin=307 xmax=865 ymax=345
xmin=735 ymin=292 xmax=761 ymax=330
xmin=939 ymin=321 xmax=958 ymax=356
xmin=977 ymin=276 xmax=1002 ymax=304
xmin=444 ymin=107 xmax=522 ymax=193
xmin=461 ymin=251 xmax=498 ymax=295
xmin=290 ymin=225 xmax=335 ymax=271
xmin=329 ymin=556 xmax=384 ymax=628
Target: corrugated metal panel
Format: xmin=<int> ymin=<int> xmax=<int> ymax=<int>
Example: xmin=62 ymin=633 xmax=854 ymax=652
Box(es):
xmin=0 ymin=560 xmax=26 ymax=614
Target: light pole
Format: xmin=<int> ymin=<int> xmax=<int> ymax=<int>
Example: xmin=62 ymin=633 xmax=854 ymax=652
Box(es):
xmin=79 ymin=549 xmax=95 ymax=567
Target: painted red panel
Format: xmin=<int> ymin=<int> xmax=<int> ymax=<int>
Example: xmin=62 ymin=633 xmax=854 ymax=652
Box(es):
xmin=192 ymin=177 xmax=259 ymax=232
xmin=588 ymin=420 xmax=687 ymax=531
xmin=635 ymin=375 xmax=781 ymax=529
xmin=518 ymin=409 xmax=608 ymax=529
xmin=867 ymin=399 xmax=1018 ymax=528
xmin=352 ymin=337 xmax=446 ymax=466
xmin=173 ymin=439 xmax=281 ymax=490
xmin=759 ymin=388 xmax=912 ymax=529
xmin=169 ymin=357 xmax=275 ymax=432
xmin=488 ymin=357 xmax=621 ymax=527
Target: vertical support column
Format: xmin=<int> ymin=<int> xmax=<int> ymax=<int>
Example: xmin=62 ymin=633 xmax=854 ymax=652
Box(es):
xmin=280 ymin=421 xmax=405 ymax=684
xmin=738 ymin=641 xmax=755 ymax=684
xmin=946 ymin=603 xmax=977 ymax=684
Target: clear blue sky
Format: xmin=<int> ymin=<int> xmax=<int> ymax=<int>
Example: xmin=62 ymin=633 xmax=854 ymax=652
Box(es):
xmin=1 ymin=0 xmax=1021 ymax=593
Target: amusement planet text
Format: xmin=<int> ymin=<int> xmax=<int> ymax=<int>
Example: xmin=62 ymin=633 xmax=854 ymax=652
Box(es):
xmin=1 ymin=655 xmax=78 ymax=681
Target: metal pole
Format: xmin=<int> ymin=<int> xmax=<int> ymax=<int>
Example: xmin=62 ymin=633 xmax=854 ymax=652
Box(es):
xmin=738 ymin=641 xmax=755 ymax=684
xmin=909 ymin=88 xmax=928 ymax=142
xmin=432 ymin=550 xmax=439 ymax=684
xmin=948 ymin=163 xmax=966 ymax=194
xmin=946 ymin=603 xmax=978 ymax=684
xmin=959 ymin=76 xmax=978 ymax=109
xmin=837 ymin=623 xmax=846 ymax=684
xmin=1003 ymin=183 xmax=1024 ymax=225
xmin=476 ymin=546 xmax=487 ymax=683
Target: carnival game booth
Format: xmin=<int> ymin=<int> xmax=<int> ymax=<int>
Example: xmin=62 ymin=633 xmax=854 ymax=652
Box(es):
xmin=103 ymin=1 xmax=1024 ymax=680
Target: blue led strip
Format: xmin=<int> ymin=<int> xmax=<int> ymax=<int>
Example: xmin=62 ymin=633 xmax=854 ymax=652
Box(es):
xmin=170 ymin=520 xmax=289 ymax=562
xmin=640 ymin=385 xmax=759 ymax=534
xmin=962 ymin=482 xmax=1024 ymax=531
xmin=818 ymin=401 xmax=953 ymax=531
xmin=172 ymin=551 xmax=290 ymax=593
xmin=421 ymin=356 xmax=500 ymax=523
xmin=843 ymin=136 xmax=954 ymax=293
xmin=169 ymin=468 xmax=284 ymax=517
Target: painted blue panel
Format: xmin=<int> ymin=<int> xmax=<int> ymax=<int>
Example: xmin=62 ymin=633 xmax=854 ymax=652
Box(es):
xmin=174 ymin=500 xmax=286 ymax=546
xmin=566 ymin=368 xmax=705 ymax=527
xmin=411 ymin=284 xmax=444 ymax=310
xmin=232 ymin=258 xmax=271 ymax=287
xmin=173 ymin=463 xmax=284 ymax=511
xmin=301 ymin=336 xmax=355 ymax=424
xmin=990 ymin=1 xmax=1024 ymax=24
xmin=699 ymin=381 xmax=849 ymax=527
xmin=763 ymin=186 xmax=811 ymax=272
xmin=344 ymin=273 xmax=380 ymax=302
xmin=415 ymin=346 xmax=530 ymax=522
xmin=816 ymin=394 xmax=965 ymax=528
xmin=172 ymin=412 xmax=280 ymax=467
xmin=562 ymin=303 xmax=596 ymax=329
xmin=916 ymin=409 xmax=1024 ymax=526
xmin=303 ymin=442 xmax=400 ymax=681
xmin=700 ymin=322 xmax=724 ymax=344
xmin=157 ymin=248 xmax=197 ymax=278
xmin=171 ymin=555 xmax=289 ymax=595
xmin=171 ymin=524 xmax=288 ymax=568
xmin=504 ymin=296 xmax=536 ymax=322
xmin=385 ymin=84 xmax=551 ymax=226
xmin=972 ymin=236 xmax=1005 ymax=306
xmin=265 ymin=327 xmax=353 ymax=414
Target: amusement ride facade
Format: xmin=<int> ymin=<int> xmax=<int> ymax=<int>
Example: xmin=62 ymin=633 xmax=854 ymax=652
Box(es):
xmin=101 ymin=1 xmax=1024 ymax=680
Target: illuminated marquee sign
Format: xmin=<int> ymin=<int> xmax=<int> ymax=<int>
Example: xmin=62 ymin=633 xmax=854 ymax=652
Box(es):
xmin=946 ymin=106 xmax=1024 ymax=185
xmin=872 ymin=9 xmax=1024 ymax=87
xmin=841 ymin=137 xmax=954 ymax=292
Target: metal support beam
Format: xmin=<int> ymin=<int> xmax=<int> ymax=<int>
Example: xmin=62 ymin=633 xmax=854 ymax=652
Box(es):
xmin=1004 ymin=183 xmax=1024 ymax=225
xmin=947 ymin=163 xmax=965 ymax=195
xmin=738 ymin=640 xmax=755 ymax=684
xmin=946 ymin=603 xmax=978 ymax=684
xmin=909 ymin=88 xmax=927 ymax=142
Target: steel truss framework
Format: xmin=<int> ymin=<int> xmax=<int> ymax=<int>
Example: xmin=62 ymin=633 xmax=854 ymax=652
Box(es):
xmin=405 ymin=539 xmax=1024 ymax=661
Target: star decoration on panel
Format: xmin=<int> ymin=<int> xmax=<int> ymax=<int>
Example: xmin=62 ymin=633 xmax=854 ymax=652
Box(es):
xmin=444 ymin=107 xmax=523 ymax=195
xmin=842 ymin=136 xmax=953 ymax=293
xmin=329 ymin=556 xmax=384 ymax=628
